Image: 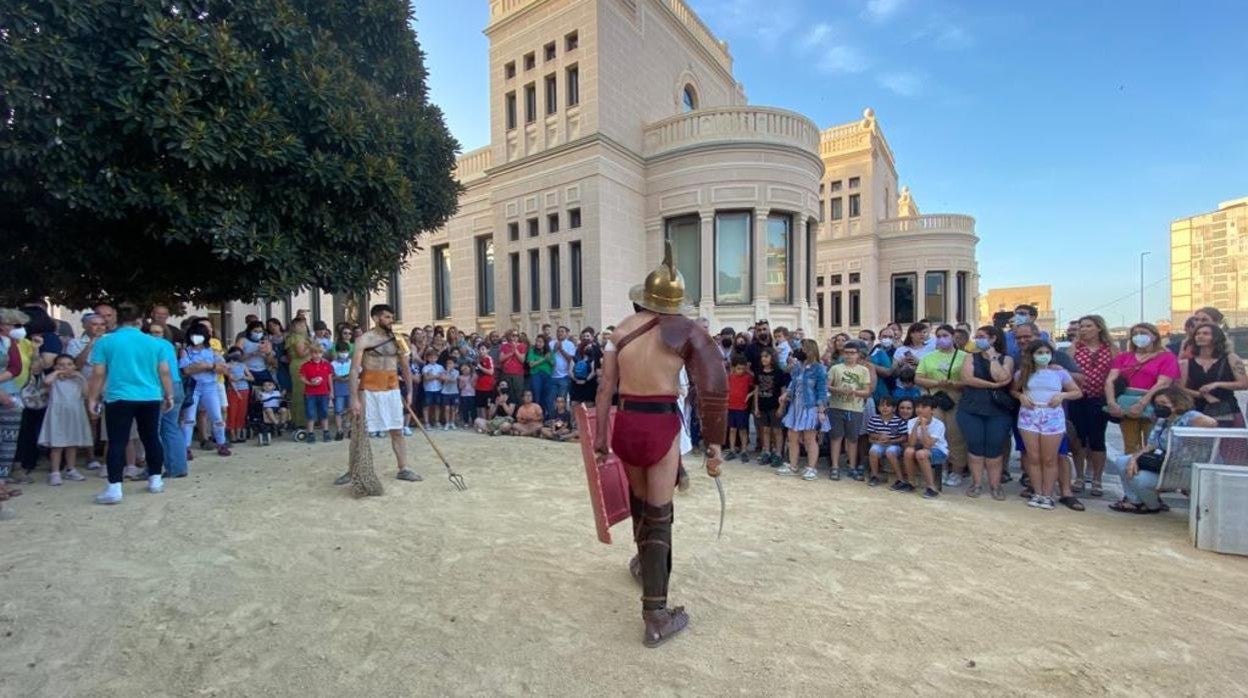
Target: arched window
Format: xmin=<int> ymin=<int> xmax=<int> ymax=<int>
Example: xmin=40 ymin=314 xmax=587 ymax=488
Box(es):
xmin=681 ymin=84 xmax=698 ymax=112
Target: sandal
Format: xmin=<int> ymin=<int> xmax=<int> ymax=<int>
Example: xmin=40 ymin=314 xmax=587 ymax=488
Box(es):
xmin=990 ymin=485 xmax=1007 ymax=501
xmin=1090 ymin=482 xmax=1103 ymax=498
xmin=1070 ymin=480 xmax=1085 ymax=494
xmin=965 ymin=484 xmax=983 ymax=498
xmin=1058 ymin=496 xmax=1085 ymax=511
xmin=1018 ymin=487 xmax=1034 ymax=499
xmin=1109 ymin=500 xmax=1160 ymax=514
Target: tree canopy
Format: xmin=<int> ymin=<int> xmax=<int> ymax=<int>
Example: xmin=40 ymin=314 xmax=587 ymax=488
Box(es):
xmin=0 ymin=0 xmax=460 ymax=308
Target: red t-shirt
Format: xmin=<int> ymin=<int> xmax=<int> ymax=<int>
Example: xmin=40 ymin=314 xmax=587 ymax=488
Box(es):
xmin=300 ymin=360 xmax=334 ymax=396
xmin=476 ymin=355 xmax=496 ymax=392
xmin=728 ymin=371 xmax=755 ymax=411
xmin=500 ymin=342 xmax=528 ymax=375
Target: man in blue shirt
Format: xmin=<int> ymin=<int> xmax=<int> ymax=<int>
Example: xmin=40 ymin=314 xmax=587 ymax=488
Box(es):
xmin=1005 ymin=305 xmax=1051 ymax=358
xmin=549 ymin=326 xmax=577 ymax=405
xmin=86 ymin=305 xmax=175 ymax=505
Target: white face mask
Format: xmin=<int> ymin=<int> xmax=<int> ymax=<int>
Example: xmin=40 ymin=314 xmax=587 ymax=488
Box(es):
xmin=190 ymin=335 xmax=205 ymax=346
xmin=880 ymin=338 xmax=894 ymax=348
xmin=249 ymin=332 xmax=263 ymax=341
xmin=9 ymin=327 xmax=27 ymax=341
xmin=1131 ymin=334 xmax=1153 ymax=349
xmin=337 ymin=353 xmax=349 ymax=360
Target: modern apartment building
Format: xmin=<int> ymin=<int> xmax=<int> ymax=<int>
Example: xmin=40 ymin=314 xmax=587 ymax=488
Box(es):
xmin=1172 ymin=197 xmax=1248 ymax=328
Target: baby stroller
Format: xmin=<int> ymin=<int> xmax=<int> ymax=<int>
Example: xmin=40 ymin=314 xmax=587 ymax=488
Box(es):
xmin=249 ymin=392 xmax=288 ymax=446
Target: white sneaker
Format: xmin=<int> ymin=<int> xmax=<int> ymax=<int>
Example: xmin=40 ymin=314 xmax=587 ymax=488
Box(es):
xmin=94 ymin=489 xmax=123 ymax=505
xmin=48 ymin=472 xmax=63 ymax=486
xmin=63 ymin=468 xmax=87 ymax=482
xmin=801 ymin=467 xmax=818 ymax=481
xmin=85 ymin=460 xmax=103 ymax=471
xmin=1039 ymin=496 xmax=1055 ymax=511
xmin=148 ymin=475 xmax=165 ymax=494
xmin=403 ymin=426 xmax=413 ymax=437
xmin=946 ymin=472 xmax=963 ymax=488
xmin=122 ymin=465 xmax=143 ymax=481
xmin=775 ymin=463 xmax=796 ymax=476
xmin=1027 ymin=494 xmax=1044 ymax=508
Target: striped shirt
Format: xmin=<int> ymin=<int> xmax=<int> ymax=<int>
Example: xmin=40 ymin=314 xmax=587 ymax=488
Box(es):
xmin=866 ymin=414 xmax=907 ymax=440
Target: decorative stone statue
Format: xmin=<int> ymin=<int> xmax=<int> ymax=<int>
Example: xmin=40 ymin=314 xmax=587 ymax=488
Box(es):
xmin=898 ymin=185 xmax=920 ymax=217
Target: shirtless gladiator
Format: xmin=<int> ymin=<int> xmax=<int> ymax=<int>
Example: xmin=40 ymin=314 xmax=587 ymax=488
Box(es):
xmin=339 ymin=304 xmax=423 ymax=483
xmin=595 ymin=243 xmax=727 ymax=647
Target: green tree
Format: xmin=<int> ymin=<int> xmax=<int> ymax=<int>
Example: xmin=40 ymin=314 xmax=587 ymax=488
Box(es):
xmin=0 ymin=0 xmax=460 ymax=308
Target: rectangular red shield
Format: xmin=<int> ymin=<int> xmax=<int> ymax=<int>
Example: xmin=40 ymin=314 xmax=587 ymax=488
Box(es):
xmin=577 ymin=404 xmax=632 ymax=545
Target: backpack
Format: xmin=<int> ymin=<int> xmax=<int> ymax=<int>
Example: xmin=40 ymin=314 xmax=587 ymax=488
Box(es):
xmin=573 ymin=359 xmax=591 ymax=381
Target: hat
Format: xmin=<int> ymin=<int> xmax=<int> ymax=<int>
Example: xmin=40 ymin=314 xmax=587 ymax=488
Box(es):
xmin=628 ymin=241 xmax=692 ymax=315
xmin=0 ymin=308 xmax=30 ymax=325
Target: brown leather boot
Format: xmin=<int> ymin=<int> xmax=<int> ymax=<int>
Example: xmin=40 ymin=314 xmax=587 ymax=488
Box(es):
xmin=642 ymin=607 xmax=689 ymax=648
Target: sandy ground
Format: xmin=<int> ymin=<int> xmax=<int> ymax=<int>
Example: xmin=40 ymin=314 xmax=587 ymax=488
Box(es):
xmin=2 ymin=430 xmax=1248 ymax=698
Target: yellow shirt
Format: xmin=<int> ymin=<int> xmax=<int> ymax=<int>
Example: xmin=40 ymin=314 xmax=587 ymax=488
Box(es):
xmin=15 ymin=338 xmax=35 ymax=387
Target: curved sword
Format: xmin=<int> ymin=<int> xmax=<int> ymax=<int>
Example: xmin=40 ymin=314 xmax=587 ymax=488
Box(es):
xmin=713 ymin=475 xmax=725 ymax=540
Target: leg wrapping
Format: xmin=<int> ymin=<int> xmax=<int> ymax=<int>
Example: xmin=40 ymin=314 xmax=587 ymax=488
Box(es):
xmin=638 ymin=502 xmax=674 ymax=611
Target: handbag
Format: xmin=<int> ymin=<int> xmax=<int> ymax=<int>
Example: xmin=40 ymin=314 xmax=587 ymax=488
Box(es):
xmin=985 ymin=354 xmax=1019 ymax=412
xmin=1136 ymin=451 xmax=1165 ymax=473
xmin=1105 ymin=387 xmax=1154 ymax=419
xmin=930 ymin=349 xmax=958 ymax=412
xmin=20 ymin=371 xmax=49 ymax=410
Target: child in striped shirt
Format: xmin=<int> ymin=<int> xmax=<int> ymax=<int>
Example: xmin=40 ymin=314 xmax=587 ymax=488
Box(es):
xmin=865 ymin=397 xmax=908 ymax=487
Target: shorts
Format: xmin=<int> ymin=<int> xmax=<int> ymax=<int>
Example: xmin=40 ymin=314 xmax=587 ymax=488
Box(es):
xmin=364 ymin=389 xmax=405 ymax=433
xmin=304 ymin=395 xmax=329 ymax=422
xmin=827 ymin=408 xmax=864 ymax=440
xmin=927 ymin=447 xmax=949 ymax=465
xmin=728 ymin=409 xmax=750 ymax=431
xmin=755 ymin=407 xmax=782 ymax=429
xmin=1018 ymin=407 xmax=1067 ymax=436
xmin=441 ymin=392 xmax=459 ymax=404
xmin=423 ymin=391 xmax=442 ymax=407
xmin=475 ymin=390 xmax=494 ymax=409
xmin=869 ymin=443 xmax=902 ymax=459
xmin=334 ymin=394 xmax=350 ymax=416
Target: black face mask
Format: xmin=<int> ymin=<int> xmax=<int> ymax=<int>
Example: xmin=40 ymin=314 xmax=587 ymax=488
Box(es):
xmin=1153 ymin=405 xmax=1173 ymax=420
xmin=792 ymin=350 xmax=808 ymax=363
xmin=721 ymin=338 xmax=733 ymax=349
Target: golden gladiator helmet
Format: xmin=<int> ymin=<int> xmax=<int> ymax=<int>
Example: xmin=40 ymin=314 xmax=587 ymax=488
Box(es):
xmin=628 ymin=241 xmax=692 ymax=315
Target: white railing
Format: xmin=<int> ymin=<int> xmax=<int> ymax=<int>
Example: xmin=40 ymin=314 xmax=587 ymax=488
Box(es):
xmin=643 ymin=106 xmax=821 ymax=159
xmin=819 ymin=117 xmax=895 ymax=165
xmin=659 ymin=0 xmax=733 ymax=72
xmin=454 ymin=146 xmax=493 ymax=184
xmin=876 ymin=214 xmax=976 ymax=236
xmin=488 ymin=0 xmax=544 ymax=21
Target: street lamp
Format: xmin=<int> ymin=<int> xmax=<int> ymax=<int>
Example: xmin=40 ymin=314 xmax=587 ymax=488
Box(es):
xmin=1139 ymin=251 xmax=1151 ymax=323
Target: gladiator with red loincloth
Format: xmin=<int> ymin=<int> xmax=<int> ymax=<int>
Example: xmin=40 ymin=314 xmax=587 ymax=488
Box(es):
xmin=594 ymin=243 xmax=728 ymax=648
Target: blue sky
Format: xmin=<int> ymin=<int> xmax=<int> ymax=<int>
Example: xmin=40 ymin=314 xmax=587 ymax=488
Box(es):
xmin=414 ymin=0 xmax=1248 ymax=327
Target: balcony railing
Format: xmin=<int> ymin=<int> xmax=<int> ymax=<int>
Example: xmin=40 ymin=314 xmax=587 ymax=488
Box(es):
xmin=876 ymin=214 xmax=976 ymax=236
xmin=659 ymin=0 xmax=733 ymax=73
xmin=643 ymin=106 xmax=821 ymax=159
xmin=488 ymin=0 xmax=543 ymax=22
xmin=454 ymin=146 xmax=493 ymax=184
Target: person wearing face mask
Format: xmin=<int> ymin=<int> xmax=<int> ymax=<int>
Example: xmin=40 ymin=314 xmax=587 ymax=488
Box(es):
xmin=235 ymin=320 xmax=274 ymax=386
xmin=717 ymin=328 xmax=736 ymax=371
xmin=1106 ymin=387 xmax=1216 ymax=514
xmin=179 ymin=327 xmax=231 ymax=457
xmin=955 ymin=326 xmax=1016 ymax=499
xmin=0 ymin=309 xmax=32 ymax=484
xmin=868 ymin=326 xmax=898 ymax=408
xmin=1105 ymin=323 xmax=1180 ymax=456
xmin=915 ymin=324 xmax=968 ymax=488
xmin=744 ymin=322 xmax=775 ymax=376
xmin=1012 ymin=340 xmax=1083 ymax=510
xmin=1005 ymin=305 xmax=1050 ymax=358
xmin=1064 ymin=315 xmax=1116 ymax=496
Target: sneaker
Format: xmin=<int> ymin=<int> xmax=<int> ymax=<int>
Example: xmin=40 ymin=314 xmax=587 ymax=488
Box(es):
xmin=94 ymin=489 xmax=123 ymax=505
xmin=868 ymin=475 xmax=881 ymax=487
xmin=775 ymin=463 xmax=796 ymax=476
xmin=334 ymin=473 xmax=352 ymax=486
xmin=48 ymin=472 xmax=63 ymax=486
xmin=801 ymin=467 xmax=818 ymax=481
xmin=322 ymin=430 xmax=332 ymax=442
xmin=148 ymin=476 xmax=165 ymax=494
xmin=186 ymin=449 xmax=195 ymax=462
xmin=1027 ymin=494 xmax=1044 ymax=508
xmin=723 ymin=450 xmax=737 ymax=461
xmin=335 ymin=431 xmax=344 ymax=442
xmin=946 ymin=472 xmax=964 ymax=488
xmin=85 ymin=460 xmax=102 ymax=471
xmin=740 ymin=451 xmax=751 ymax=464
xmin=889 ymin=480 xmax=909 ymax=492
xmin=216 ymin=446 xmax=232 ymax=457
xmin=829 ymin=468 xmax=841 ymax=481
xmin=63 ymin=468 xmax=86 ymax=482
xmin=1039 ymin=496 xmax=1055 ymax=511
xmin=8 ymin=472 xmax=33 ymax=485
xmin=122 ymin=465 xmax=143 ymax=481
xmin=403 ymin=426 xmax=414 ymax=436
xmin=851 ymin=468 xmax=865 ymax=481
xmin=922 ymin=487 xmax=940 ymax=499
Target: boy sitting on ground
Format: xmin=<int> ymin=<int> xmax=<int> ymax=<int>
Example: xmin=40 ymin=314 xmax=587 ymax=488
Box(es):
xmin=866 ymin=396 xmax=907 ymax=487
xmin=897 ymin=396 xmax=947 ymax=499
xmin=541 ymin=396 xmax=576 ymax=441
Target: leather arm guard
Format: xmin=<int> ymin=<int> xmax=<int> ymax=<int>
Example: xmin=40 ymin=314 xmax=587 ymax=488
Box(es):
xmin=675 ymin=322 xmax=728 ymax=446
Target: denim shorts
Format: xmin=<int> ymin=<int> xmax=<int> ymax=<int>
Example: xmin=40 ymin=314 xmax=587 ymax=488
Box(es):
xmin=869 ymin=443 xmax=902 ymax=459
xmin=424 ymin=391 xmax=442 ymax=407
xmin=305 ymin=394 xmax=329 ymax=422
xmin=334 ymin=394 xmax=350 ymax=416
xmin=928 ymin=447 xmax=948 ymax=465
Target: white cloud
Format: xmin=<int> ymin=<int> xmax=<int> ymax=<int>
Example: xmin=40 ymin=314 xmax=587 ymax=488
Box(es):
xmin=878 ymin=71 xmax=923 ymax=97
xmin=692 ymin=0 xmax=800 ymax=51
xmin=818 ymin=45 xmax=870 ymax=75
xmin=863 ymin=0 xmax=907 ymax=22
xmin=800 ymin=22 xmax=834 ymax=51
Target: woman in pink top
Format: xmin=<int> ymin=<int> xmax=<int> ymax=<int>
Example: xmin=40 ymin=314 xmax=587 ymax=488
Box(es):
xmin=499 ymin=329 xmax=529 ymax=401
xmin=1105 ymin=323 xmax=1180 ymax=453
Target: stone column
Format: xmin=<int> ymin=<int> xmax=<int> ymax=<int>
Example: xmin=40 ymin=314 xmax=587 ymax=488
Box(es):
xmin=793 ymin=213 xmax=809 ymax=308
xmin=753 ymin=208 xmax=770 ymax=322
xmin=698 ymin=209 xmax=715 ymax=320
